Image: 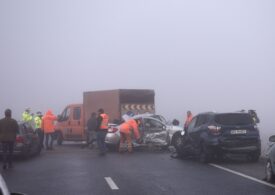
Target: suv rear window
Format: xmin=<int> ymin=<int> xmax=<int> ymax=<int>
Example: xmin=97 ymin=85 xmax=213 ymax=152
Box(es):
xmin=214 ymin=113 xmax=253 ymax=126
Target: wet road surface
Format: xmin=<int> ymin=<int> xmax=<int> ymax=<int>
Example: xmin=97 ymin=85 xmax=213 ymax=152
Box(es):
xmin=1 ymin=143 xmax=274 ymax=195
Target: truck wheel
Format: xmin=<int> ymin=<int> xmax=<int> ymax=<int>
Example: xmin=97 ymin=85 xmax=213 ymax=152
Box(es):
xmin=266 ymin=160 xmax=275 ymax=182
xmin=56 ymin=131 xmax=63 ymax=145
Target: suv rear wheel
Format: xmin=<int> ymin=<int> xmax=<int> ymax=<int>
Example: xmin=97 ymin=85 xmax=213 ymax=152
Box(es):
xmin=199 ymin=143 xmax=212 ymax=163
xmin=265 ymin=160 xmax=275 ymax=182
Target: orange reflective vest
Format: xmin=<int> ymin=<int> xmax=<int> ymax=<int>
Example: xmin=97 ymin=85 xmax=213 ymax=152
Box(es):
xmin=42 ymin=110 xmax=57 ymax=133
xmin=100 ymin=113 xmax=109 ymax=129
xmin=119 ymin=119 xmax=140 ymax=139
xmin=184 ymin=114 xmax=193 ymax=128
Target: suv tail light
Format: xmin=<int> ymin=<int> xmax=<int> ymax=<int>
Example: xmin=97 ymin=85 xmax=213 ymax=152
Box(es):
xmin=108 ymin=127 xmax=118 ymax=133
xmin=208 ymin=126 xmax=221 ymax=135
xmin=16 ymin=135 xmax=24 ymax=143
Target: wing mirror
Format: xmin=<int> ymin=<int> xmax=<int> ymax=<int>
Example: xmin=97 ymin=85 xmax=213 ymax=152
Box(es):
xmin=269 ymin=135 xmax=275 ymax=142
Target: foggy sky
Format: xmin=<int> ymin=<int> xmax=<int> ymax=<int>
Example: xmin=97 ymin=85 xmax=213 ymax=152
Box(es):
xmin=0 ymin=1 xmax=274 ymax=146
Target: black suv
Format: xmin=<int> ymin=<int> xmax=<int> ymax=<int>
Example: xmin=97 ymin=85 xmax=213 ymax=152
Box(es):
xmin=172 ymin=112 xmax=261 ymax=162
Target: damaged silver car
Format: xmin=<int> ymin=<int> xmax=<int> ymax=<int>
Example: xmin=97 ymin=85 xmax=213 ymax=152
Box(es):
xmin=105 ymin=114 xmax=182 ymax=149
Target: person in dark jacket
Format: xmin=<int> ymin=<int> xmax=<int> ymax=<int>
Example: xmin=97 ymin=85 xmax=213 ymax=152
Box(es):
xmin=86 ymin=112 xmax=97 ymax=148
xmin=96 ymin=108 xmax=109 ymax=155
xmin=0 ymin=109 xmax=19 ymax=169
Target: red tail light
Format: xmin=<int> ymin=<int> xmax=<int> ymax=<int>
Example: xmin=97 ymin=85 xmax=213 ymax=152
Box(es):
xmin=16 ymin=135 xmax=24 ymax=143
xmin=208 ymin=126 xmax=221 ymax=135
xmin=108 ymin=127 xmax=118 ymax=133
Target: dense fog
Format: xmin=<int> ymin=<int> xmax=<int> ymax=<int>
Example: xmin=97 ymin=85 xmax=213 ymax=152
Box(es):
xmin=0 ymin=0 xmax=274 ymax=151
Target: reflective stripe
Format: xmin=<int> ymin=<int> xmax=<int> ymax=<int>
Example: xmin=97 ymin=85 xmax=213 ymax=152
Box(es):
xmin=100 ymin=114 xmax=109 ymax=129
xmin=34 ymin=116 xmax=42 ymax=129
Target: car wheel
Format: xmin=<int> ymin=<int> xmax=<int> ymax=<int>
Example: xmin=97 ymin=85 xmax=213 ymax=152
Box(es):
xmin=172 ymin=133 xmax=186 ymax=158
xmin=199 ymin=143 xmax=212 ymax=163
xmin=56 ymin=131 xmax=63 ymax=145
xmin=266 ymin=160 xmax=275 ymax=182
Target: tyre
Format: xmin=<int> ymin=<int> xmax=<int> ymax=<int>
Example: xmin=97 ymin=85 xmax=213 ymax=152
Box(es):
xmin=56 ymin=131 xmax=63 ymax=146
xmin=199 ymin=142 xmax=212 ymax=163
xmin=172 ymin=133 xmax=186 ymax=158
xmin=265 ymin=160 xmax=275 ymax=182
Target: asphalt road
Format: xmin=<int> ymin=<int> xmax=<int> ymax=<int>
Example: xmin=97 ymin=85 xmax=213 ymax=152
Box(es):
xmin=1 ymin=143 xmax=274 ymax=195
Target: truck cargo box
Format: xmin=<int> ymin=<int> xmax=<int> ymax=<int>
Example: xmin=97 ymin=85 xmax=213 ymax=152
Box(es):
xmin=83 ymin=89 xmax=155 ymax=124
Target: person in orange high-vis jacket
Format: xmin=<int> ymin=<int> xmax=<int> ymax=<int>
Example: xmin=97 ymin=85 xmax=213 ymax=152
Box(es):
xmin=96 ymin=108 xmax=109 ymax=155
xmin=184 ymin=111 xmax=193 ymax=130
xmin=41 ymin=110 xmax=57 ymax=150
xmin=119 ymin=118 xmax=141 ymax=153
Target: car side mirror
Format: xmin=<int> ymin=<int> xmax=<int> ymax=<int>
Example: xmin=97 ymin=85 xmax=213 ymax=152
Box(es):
xmin=269 ymin=135 xmax=275 ymax=142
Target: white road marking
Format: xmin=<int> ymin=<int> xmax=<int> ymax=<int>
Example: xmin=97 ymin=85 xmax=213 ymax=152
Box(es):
xmin=209 ymin=163 xmax=275 ymax=189
xmin=105 ymin=177 xmax=119 ymax=190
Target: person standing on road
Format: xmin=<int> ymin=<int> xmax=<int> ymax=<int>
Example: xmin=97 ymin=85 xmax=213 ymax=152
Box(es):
xmin=0 ymin=109 xmax=19 ymax=170
xmin=119 ymin=118 xmax=141 ymax=153
xmin=86 ymin=112 xmax=97 ymax=149
xmin=42 ymin=110 xmax=57 ymax=150
xmin=34 ymin=111 xmax=44 ymax=148
xmin=96 ymin=108 xmax=109 ymax=155
xmin=184 ymin=111 xmax=193 ymax=130
xmin=22 ymin=108 xmax=32 ymax=123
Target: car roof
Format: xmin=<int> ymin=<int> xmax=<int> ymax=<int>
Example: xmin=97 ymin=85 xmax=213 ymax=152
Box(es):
xmin=132 ymin=113 xmax=155 ymax=118
xmin=197 ymin=112 xmax=251 ymax=116
xmin=132 ymin=115 xmax=164 ymax=122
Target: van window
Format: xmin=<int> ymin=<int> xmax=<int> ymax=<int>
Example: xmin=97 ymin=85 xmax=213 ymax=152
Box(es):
xmin=61 ymin=107 xmax=71 ymax=121
xmin=73 ymin=107 xmax=81 ymax=120
xmin=215 ymin=113 xmax=253 ymax=126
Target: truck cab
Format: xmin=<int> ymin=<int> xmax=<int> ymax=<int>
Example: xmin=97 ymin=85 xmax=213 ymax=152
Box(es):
xmin=55 ymin=104 xmax=85 ymax=145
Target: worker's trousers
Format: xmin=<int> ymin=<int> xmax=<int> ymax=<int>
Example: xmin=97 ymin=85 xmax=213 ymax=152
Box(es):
xmin=96 ymin=131 xmax=107 ymax=154
xmin=2 ymin=141 xmax=14 ymax=166
xmin=119 ymin=132 xmax=132 ymax=152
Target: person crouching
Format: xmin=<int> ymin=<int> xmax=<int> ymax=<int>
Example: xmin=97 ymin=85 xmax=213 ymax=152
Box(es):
xmin=119 ymin=118 xmax=141 ymax=153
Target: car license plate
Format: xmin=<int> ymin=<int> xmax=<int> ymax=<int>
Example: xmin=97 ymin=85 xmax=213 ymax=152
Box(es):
xmin=230 ymin=130 xmax=247 ymax=135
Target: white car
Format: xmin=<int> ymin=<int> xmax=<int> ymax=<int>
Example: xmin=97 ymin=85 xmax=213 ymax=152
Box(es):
xmin=105 ymin=114 xmax=183 ymax=148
